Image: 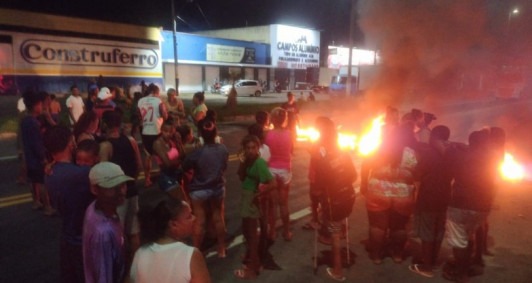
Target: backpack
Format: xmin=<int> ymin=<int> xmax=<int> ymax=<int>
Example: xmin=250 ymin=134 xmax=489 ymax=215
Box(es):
xmin=316 ymin=148 xmax=357 ymax=221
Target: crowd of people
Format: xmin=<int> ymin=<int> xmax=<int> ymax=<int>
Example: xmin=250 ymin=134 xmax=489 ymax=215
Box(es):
xmin=359 ymin=107 xmax=505 ymax=283
xmin=16 ymin=83 xmax=506 ymax=283
xmin=17 ymin=83 xmax=222 ymax=283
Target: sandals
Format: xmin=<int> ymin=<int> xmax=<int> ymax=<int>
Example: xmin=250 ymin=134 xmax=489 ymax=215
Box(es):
xmin=234 ymin=266 xmax=258 ymax=280
xmin=326 ymin=267 xmax=346 ymax=282
xmin=217 ymin=249 xmax=227 ymax=258
xmin=409 ymin=264 xmax=434 ymax=278
xmin=302 ymin=222 xmax=320 ymax=230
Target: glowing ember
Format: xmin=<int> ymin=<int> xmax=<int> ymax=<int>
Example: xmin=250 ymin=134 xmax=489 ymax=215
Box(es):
xmin=338 ymin=132 xmax=357 ymax=151
xmin=500 ymin=153 xmax=525 ymax=181
xmin=358 ymin=115 xmax=385 ymax=156
xmin=296 ymin=126 xmax=320 ymax=142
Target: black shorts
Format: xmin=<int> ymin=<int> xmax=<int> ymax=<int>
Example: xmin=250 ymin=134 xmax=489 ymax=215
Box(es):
xmin=27 ymin=166 xmax=45 ymax=184
xmin=141 ymin=134 xmax=158 ymax=155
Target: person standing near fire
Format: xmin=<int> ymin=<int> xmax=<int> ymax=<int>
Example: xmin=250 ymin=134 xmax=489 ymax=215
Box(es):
xmin=264 ymin=108 xmax=293 ymax=242
xmin=137 ymin=84 xmax=168 ymax=187
xmin=310 ymin=116 xmax=357 ymax=282
xmin=360 ymin=124 xmax=418 ymax=264
xmin=281 ymin=92 xmax=299 ymax=143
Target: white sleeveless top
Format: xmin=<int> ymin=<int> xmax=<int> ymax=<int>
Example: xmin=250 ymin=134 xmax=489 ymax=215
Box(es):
xmin=138 ymin=96 xmax=164 ymax=135
xmin=130 ymin=241 xmax=194 ymax=283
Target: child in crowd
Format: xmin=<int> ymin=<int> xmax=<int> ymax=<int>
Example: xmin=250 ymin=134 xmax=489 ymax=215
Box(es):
xmin=75 ymin=140 xmax=100 ymax=167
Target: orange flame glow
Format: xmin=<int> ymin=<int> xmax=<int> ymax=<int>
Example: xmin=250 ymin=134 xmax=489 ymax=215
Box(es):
xmin=500 ymin=153 xmax=525 ymax=181
xmin=337 ymin=132 xmax=357 ymax=151
xmin=358 ymin=115 xmax=385 ymax=156
xmin=296 ymin=126 xmax=320 ymax=142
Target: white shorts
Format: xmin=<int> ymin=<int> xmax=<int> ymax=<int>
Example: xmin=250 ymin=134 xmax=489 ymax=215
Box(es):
xmin=117 ymin=196 xmax=140 ymax=235
xmin=269 ymin=168 xmax=292 ymax=185
xmin=445 ymin=207 xmax=487 ymax=249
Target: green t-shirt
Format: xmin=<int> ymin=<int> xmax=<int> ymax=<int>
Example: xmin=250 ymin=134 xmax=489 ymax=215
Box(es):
xmin=242 ymin=157 xmax=273 ymax=192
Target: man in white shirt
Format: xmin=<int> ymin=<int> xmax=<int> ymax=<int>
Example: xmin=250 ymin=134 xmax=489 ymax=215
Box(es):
xmin=66 ymin=85 xmax=85 ymax=125
xmin=137 ymin=83 xmax=167 ymax=187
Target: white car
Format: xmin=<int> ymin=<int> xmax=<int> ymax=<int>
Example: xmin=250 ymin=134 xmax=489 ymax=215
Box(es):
xmin=220 ymin=80 xmax=263 ymax=97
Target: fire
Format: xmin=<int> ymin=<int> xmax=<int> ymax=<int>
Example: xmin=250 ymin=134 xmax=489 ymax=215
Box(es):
xmin=358 ymin=115 xmax=385 ymax=156
xmin=296 ymin=126 xmax=320 ymax=142
xmin=337 ymin=132 xmax=357 ymax=151
xmin=500 ymin=153 xmax=525 ymax=181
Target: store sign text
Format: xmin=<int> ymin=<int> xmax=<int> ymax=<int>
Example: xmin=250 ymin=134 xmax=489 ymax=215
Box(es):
xmin=20 ymin=39 xmax=158 ymax=69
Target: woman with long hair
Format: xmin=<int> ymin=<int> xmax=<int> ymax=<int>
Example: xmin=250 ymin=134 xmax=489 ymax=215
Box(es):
xmin=182 ymin=121 xmax=228 ymax=258
xmin=264 ymin=107 xmax=293 ymax=241
xmin=130 ymin=190 xmax=210 ymax=283
xmin=73 ymin=111 xmax=99 ymax=143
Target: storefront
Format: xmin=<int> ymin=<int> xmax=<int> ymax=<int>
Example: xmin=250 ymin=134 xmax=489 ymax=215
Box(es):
xmin=159 ymin=31 xmax=270 ymax=93
xmin=0 ymin=8 xmax=162 ymax=96
xmin=194 ymin=24 xmax=321 ymax=90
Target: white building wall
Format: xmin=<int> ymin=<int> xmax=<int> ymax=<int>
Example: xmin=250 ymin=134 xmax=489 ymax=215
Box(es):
xmin=244 ymin=68 xmax=254 ymax=80
xmin=164 ymin=63 xmax=203 ymax=93
xmin=205 ymin=66 xmax=219 ymax=88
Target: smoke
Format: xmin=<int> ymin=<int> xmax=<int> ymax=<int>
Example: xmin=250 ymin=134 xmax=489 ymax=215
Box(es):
xmin=357 ymin=0 xmax=491 ymax=109
xmin=353 ymin=0 xmax=532 ymax=152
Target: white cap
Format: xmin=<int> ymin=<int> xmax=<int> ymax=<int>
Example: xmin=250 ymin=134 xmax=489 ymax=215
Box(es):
xmin=98 ymin=87 xmax=112 ymax=100
xmin=89 ymin=162 xmax=133 ymax=188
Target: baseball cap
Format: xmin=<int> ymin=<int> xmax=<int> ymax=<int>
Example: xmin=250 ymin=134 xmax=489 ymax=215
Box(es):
xmin=89 ymin=162 xmax=134 ymax=189
xmin=98 ymin=87 xmax=112 ymax=100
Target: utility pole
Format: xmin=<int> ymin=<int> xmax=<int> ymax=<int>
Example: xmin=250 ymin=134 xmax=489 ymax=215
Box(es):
xmin=346 ymin=0 xmax=357 ymax=96
xmin=171 ymin=0 xmax=179 ymax=92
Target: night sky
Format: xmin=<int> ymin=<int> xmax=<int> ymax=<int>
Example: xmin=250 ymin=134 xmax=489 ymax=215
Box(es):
xmin=2 ymin=0 xmax=531 ymax=105
xmin=0 ymin=0 xmax=362 ymax=47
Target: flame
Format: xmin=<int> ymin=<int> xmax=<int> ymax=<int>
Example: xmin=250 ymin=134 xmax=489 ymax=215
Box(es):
xmin=296 ymin=126 xmax=320 ymax=142
xmin=338 ymin=132 xmax=357 ymax=151
xmin=358 ymin=115 xmax=385 ymax=156
xmin=500 ymin=153 xmax=525 ymax=181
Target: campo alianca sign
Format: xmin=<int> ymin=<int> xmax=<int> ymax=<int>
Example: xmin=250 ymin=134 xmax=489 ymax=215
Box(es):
xmin=270 ymin=25 xmax=320 ymax=70
xmin=20 ymin=39 xmax=159 ymax=69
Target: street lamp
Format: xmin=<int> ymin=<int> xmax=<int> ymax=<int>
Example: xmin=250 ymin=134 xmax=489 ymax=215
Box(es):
xmin=507 ymin=8 xmax=519 ymax=28
xmin=171 ymin=0 xmax=179 ymax=92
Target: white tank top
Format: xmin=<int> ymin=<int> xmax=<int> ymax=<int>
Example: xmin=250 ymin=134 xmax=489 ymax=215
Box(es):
xmin=138 ymin=96 xmax=163 ymax=135
xmin=130 ymin=241 xmax=194 ymax=283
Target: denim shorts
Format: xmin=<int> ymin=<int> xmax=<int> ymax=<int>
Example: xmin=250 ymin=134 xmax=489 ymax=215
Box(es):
xmin=189 ymin=188 xmax=224 ymax=202
xmin=269 ymin=168 xmax=292 ymax=185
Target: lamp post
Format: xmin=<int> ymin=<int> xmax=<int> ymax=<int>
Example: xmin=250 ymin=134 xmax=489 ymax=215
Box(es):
xmin=507 ymin=8 xmax=519 ymax=29
xmin=345 ymin=0 xmax=357 ymax=96
xmin=171 ymin=0 xmax=179 ymax=92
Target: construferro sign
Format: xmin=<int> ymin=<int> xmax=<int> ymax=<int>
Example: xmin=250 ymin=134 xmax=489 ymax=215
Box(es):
xmin=206 ymin=43 xmax=255 ymax=64
xmin=270 ymin=24 xmax=320 ymax=69
xmin=20 ymin=39 xmax=159 ymax=68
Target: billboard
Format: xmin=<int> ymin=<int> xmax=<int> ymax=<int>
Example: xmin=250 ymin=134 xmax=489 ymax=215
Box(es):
xmin=270 ymin=24 xmax=320 ymax=69
xmin=0 ymin=31 xmax=162 ymax=94
xmin=11 ymin=32 xmax=162 ymax=77
xmin=160 ymin=31 xmax=269 ymax=65
xmin=327 ymin=46 xmax=378 ymax=69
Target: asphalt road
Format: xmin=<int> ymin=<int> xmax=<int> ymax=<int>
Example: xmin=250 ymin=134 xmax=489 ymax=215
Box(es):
xmin=1 ymin=98 xmax=532 ymax=282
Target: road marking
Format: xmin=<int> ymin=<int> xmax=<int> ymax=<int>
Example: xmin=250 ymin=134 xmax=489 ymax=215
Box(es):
xmin=0 ymin=155 xmax=242 ymax=209
xmin=0 ymin=193 xmax=31 ymax=202
xmin=205 ymin=207 xmax=311 ymax=258
xmin=0 ymin=155 xmax=18 ymax=161
xmin=0 ymin=197 xmax=32 ymax=208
